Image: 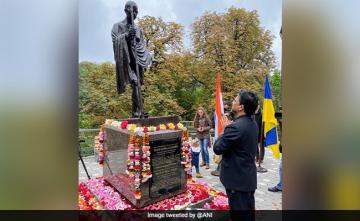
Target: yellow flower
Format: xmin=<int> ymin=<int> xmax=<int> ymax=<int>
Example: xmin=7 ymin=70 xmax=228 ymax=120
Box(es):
xmin=159 ymin=124 xmax=166 ymax=130
xmin=167 ymin=123 xmax=175 ymax=130
xmin=105 ymin=119 xmax=113 ymax=125
xmin=127 ymin=124 xmax=137 ymax=132
xmin=177 ymin=122 xmax=184 ymax=129
xmin=149 ymin=126 xmax=156 ymax=132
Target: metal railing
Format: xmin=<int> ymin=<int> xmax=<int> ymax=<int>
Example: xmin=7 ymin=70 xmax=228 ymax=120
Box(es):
xmin=79 ymin=121 xmax=214 ymax=157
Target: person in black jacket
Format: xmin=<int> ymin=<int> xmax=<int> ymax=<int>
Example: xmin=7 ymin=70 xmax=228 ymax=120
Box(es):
xmin=213 ymin=89 xmax=259 ymax=213
xmin=254 ymin=105 xmax=265 ymax=163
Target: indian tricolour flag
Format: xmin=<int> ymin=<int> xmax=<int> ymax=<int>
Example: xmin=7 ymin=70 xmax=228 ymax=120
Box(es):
xmin=214 ymin=72 xmax=224 ymax=139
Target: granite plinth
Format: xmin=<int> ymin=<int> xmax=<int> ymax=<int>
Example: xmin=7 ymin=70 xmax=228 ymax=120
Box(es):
xmin=103 ymin=116 xmax=187 ymax=208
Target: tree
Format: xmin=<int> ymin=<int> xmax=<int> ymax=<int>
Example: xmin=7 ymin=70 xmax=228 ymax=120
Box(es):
xmin=191 ymin=7 xmax=276 ymax=111
xmin=138 ymin=16 xmax=183 ymax=67
xmin=80 ymin=62 xmax=133 ymax=127
xmin=269 ymin=69 xmax=282 ymax=111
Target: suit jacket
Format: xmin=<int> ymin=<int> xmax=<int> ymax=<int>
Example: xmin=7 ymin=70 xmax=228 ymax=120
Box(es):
xmin=213 ymin=115 xmax=258 ymax=191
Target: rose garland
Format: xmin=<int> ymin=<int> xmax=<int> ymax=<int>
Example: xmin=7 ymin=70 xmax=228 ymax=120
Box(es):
xmin=125 ymin=134 xmax=142 ymax=199
xmin=141 ymin=132 xmax=152 ymax=183
xmin=94 ymin=126 xmax=106 ymax=165
xmin=125 ymin=132 xmax=152 ymax=200
xmin=181 ymin=130 xmax=192 ymax=179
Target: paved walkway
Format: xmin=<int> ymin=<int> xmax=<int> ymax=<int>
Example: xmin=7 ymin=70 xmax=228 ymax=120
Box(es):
xmin=79 ymin=148 xmax=282 ymax=210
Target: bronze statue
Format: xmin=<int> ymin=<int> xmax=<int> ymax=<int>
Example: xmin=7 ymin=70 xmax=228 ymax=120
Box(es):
xmin=112 ymin=1 xmax=152 ymax=118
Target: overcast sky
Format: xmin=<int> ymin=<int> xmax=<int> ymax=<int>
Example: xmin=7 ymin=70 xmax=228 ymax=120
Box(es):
xmin=80 ymin=0 xmax=282 ymax=68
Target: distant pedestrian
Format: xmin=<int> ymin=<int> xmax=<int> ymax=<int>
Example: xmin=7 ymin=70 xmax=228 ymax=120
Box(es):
xmin=190 ymin=138 xmax=203 ymax=178
xmin=254 ymin=104 xmax=265 ymax=163
xmin=193 ymin=106 xmax=212 ymax=169
xmin=268 ymin=106 xmax=283 ymax=192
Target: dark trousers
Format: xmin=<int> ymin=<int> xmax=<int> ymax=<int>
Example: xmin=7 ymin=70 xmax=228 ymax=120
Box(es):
xmin=191 ymin=151 xmax=200 ymax=173
xmin=215 ymin=159 xmax=222 ymax=172
xmin=226 ymin=189 xmax=255 ymax=221
xmin=256 ymin=142 xmax=265 ymax=162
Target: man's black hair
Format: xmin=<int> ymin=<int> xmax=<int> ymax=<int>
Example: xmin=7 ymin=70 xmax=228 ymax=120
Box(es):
xmin=239 ymin=89 xmax=259 ymax=116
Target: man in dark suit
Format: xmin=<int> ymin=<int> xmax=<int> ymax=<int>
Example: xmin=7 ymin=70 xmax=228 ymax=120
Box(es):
xmin=213 ymin=89 xmax=259 ymax=214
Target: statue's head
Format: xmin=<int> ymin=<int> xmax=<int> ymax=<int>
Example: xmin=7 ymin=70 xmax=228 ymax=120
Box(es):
xmin=124 ymin=1 xmax=138 ymax=20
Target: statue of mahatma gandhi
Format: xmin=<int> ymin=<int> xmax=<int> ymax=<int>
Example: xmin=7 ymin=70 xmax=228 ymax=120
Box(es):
xmin=112 ymin=1 xmax=152 ymax=118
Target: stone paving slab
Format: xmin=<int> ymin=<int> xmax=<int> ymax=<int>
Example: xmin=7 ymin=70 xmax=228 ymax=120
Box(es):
xmin=79 ymin=147 xmax=282 ymax=210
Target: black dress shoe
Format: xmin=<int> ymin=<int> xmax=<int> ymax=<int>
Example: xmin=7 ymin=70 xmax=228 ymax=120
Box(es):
xmin=210 ymin=170 xmax=220 ymax=176
xmin=268 ymin=186 xmax=282 ymax=192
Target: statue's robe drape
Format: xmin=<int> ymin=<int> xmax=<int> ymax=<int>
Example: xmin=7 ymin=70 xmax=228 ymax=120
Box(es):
xmin=112 ymin=20 xmax=152 ymax=94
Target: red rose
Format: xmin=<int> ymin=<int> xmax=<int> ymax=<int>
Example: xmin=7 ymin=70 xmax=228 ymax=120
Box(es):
xmin=156 ymin=125 xmax=160 ymax=131
xmin=121 ymin=121 xmax=128 ymax=129
xmin=143 ymin=127 xmax=148 ymax=133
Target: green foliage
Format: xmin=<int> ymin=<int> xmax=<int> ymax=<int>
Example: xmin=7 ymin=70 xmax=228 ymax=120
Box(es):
xmin=79 ymin=112 xmax=92 ymax=129
xmin=269 ymin=69 xmax=282 ymax=111
xmin=190 ymin=7 xmax=276 ymax=110
xmin=79 ymin=8 xmax=281 ymax=128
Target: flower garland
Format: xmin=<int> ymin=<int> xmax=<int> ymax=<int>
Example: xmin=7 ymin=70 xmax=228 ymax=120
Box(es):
xmin=94 ymin=126 xmax=106 ymax=165
xmin=103 ymin=119 xmax=185 ymax=133
xmin=141 ymin=132 xmax=152 ymax=183
xmin=125 ymin=134 xmax=142 ymax=199
xmin=125 ymin=132 xmax=152 ymax=200
xmin=181 ymin=131 xmax=192 ymax=179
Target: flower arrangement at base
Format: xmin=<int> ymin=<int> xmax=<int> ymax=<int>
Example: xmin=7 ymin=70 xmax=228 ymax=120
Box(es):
xmin=187 ymin=179 xmax=211 ymax=203
xmin=84 ymin=178 xmax=135 ymax=210
xmin=79 ymin=177 xmax=223 ymax=210
xmin=78 ymin=182 xmax=102 ymax=210
xmin=203 ymin=194 xmax=229 ymax=210
xmin=141 ymin=193 xmax=191 ymax=210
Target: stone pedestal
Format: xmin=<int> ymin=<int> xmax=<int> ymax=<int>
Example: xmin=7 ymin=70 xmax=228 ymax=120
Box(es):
xmin=103 ymin=116 xmax=187 ymax=208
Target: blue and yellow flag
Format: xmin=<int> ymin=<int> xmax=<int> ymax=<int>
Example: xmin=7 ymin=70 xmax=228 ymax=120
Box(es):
xmin=262 ymin=75 xmax=280 ymax=159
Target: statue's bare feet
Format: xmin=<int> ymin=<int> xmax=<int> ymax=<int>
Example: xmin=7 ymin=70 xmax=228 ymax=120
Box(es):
xmin=131 ymin=112 xmax=141 ymax=118
xmin=129 ymin=71 xmax=138 ymax=85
